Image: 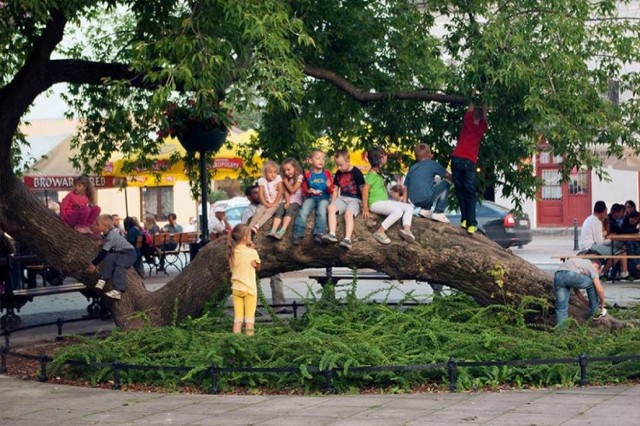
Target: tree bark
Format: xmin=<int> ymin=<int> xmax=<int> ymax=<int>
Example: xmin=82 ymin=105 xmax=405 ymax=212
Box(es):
xmin=2 ymin=172 xmax=621 ymax=330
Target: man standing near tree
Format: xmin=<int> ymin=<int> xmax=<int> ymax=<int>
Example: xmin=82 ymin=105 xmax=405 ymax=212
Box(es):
xmin=451 ymin=91 xmax=488 ymax=235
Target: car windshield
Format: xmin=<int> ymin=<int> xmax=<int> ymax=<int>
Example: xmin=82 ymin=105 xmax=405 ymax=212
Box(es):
xmin=446 ymin=201 xmax=508 ymax=217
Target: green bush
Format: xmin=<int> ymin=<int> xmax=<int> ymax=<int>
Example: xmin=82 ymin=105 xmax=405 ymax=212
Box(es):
xmin=52 ymin=284 xmax=640 ymax=393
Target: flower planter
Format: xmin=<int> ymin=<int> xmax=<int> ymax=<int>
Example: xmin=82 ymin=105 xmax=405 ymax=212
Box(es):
xmin=177 ymin=122 xmax=228 ymax=153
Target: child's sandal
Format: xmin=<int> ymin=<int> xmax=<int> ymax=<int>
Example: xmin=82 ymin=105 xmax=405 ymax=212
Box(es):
xmin=399 ymin=229 xmax=415 ymax=243
xmin=373 ymin=232 xmax=391 ymax=245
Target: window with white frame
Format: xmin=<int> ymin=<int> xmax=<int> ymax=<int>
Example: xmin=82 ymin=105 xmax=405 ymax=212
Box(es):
xmin=143 ymin=186 xmax=174 ymax=221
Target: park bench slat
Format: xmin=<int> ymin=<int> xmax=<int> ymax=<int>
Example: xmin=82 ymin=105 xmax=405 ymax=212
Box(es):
xmin=12 ymin=283 xmax=87 ymax=297
xmin=552 ymin=255 xmax=640 ymax=260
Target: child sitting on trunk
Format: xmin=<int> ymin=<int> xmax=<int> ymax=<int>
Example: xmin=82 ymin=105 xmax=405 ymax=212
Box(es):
xmin=87 ymin=214 xmax=137 ymax=300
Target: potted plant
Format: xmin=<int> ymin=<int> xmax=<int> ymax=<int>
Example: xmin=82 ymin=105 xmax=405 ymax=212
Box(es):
xmin=162 ymin=100 xmax=234 ymax=152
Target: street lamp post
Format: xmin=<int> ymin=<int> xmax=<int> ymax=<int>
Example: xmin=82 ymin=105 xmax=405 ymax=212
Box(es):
xmin=199 ymin=149 xmax=209 ymax=246
xmin=175 ymin=122 xmax=228 ymax=258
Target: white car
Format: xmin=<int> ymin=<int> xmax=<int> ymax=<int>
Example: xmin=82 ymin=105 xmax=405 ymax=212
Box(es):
xmin=210 ymin=197 xmax=250 ymax=228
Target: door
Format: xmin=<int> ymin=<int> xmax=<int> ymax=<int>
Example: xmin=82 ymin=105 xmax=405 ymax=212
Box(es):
xmin=566 ymin=169 xmax=592 ymax=225
xmin=537 ymin=152 xmax=563 ymax=226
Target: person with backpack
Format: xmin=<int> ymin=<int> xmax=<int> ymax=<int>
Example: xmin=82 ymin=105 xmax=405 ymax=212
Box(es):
xmin=124 ymin=216 xmax=145 ymax=278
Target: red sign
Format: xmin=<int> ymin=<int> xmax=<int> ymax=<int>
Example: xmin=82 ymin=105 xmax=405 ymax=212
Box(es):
xmin=211 ymin=158 xmax=242 ymax=170
xmin=24 ymin=176 xmax=123 ymax=190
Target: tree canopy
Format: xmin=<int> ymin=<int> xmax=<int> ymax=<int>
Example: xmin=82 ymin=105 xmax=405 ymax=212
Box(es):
xmin=2 ymin=1 xmax=639 ymax=330
xmin=1 ymin=0 xmax=638 ymax=205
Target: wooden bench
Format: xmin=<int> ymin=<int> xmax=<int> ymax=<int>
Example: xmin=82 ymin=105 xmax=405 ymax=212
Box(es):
xmin=1 ymin=283 xmax=101 ymax=330
xmin=552 ymin=255 xmax=640 ymax=282
xmin=552 ymin=255 xmax=640 ymax=261
xmin=12 ymin=282 xmax=87 ymax=297
xmin=309 ymin=269 xmax=392 ymax=287
xmin=152 ymin=232 xmax=198 ymax=273
xmin=308 ymin=268 xmax=445 ymax=293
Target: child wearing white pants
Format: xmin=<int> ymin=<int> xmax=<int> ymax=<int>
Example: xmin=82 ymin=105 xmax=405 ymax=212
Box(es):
xmin=362 ymin=147 xmax=415 ymax=245
xmin=369 ymin=200 xmax=414 ymax=233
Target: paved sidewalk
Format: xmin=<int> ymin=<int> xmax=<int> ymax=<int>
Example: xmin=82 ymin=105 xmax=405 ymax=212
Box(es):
xmin=2 ymin=236 xmax=639 ymax=425
xmin=1 ymin=375 xmax=638 ymax=425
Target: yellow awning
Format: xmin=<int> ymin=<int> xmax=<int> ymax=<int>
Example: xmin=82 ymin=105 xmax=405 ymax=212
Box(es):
xmin=102 ymin=129 xmax=262 ymax=187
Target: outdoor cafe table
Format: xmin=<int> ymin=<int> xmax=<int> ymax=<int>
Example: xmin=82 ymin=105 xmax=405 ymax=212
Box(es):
xmin=608 ymin=233 xmax=640 ymax=255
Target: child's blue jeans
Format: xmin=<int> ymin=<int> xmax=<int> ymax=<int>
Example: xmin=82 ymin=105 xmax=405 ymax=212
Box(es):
xmin=294 ymin=197 xmax=329 ymax=237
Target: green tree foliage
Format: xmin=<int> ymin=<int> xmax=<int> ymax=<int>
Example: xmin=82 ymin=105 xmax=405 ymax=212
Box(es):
xmin=0 ymin=0 xmax=639 ymax=205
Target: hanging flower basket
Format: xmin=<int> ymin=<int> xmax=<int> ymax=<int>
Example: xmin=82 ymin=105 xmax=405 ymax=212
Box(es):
xmin=161 ymin=100 xmax=234 ymax=153
xmin=177 ymin=122 xmax=228 ymax=153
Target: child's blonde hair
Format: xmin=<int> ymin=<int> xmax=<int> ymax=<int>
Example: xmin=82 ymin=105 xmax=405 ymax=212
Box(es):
xmin=74 ymin=175 xmax=96 ymax=204
xmin=334 ymin=149 xmax=350 ymax=161
xmin=281 ymin=157 xmax=302 ymax=180
xmin=97 ymin=214 xmax=114 ymax=226
xmin=414 ymin=143 xmax=432 ymax=161
xmin=262 ymin=160 xmax=279 ymax=177
xmin=309 ymin=149 xmax=325 ymax=160
xmin=227 ymin=224 xmax=251 ymax=267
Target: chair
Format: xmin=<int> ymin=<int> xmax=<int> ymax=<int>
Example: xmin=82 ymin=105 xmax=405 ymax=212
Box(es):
xmin=156 ymin=233 xmax=183 ymax=273
xmin=136 ymin=235 xmax=162 ymax=277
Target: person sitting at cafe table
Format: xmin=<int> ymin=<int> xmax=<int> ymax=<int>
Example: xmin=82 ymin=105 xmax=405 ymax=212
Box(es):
xmin=619 ymin=210 xmax=640 ymax=279
xmin=579 ymin=200 xmax=630 ymax=280
xmin=606 ymin=203 xmax=625 ymax=235
xmin=209 ymin=205 xmax=232 ymax=239
xmin=143 ymin=214 xmax=160 ymax=235
xmin=624 ymin=200 xmax=637 ymax=219
xmin=158 ymin=213 xmax=183 ymax=271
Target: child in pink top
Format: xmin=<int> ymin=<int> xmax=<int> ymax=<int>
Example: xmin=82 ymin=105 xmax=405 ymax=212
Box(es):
xmin=60 ymin=175 xmax=101 ymax=234
xmin=268 ymin=158 xmax=304 ymax=240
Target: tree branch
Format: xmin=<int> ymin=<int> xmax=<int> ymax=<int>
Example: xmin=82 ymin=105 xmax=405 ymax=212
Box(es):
xmin=303 ymin=64 xmax=467 ymax=105
xmin=47 ymin=59 xmax=154 ymax=89
xmin=0 ymin=8 xmax=67 ymax=172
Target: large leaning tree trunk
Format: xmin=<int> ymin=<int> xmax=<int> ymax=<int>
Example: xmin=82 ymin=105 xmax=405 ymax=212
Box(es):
xmin=0 ymin=172 xmax=626 ymax=331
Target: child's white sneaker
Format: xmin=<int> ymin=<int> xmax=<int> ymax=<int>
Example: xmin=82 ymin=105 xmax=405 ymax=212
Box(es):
xmin=430 ymin=212 xmax=450 ymax=223
xmin=104 ymin=289 xmax=121 ymax=300
xmin=418 ymin=209 xmax=432 ymax=218
xmin=95 ymin=279 xmax=106 ymax=290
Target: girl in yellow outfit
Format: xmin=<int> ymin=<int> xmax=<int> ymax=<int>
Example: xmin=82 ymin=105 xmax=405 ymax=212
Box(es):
xmin=228 ymin=224 xmax=261 ymax=335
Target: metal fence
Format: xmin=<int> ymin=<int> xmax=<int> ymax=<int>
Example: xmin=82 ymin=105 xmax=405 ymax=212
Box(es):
xmin=1 ymin=310 xmax=640 ymax=393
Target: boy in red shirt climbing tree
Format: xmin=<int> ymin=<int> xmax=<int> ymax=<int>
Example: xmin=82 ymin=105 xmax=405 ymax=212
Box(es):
xmin=451 ymin=90 xmax=488 ymax=235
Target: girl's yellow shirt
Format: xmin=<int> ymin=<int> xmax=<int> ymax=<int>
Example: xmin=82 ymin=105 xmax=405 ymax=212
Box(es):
xmin=230 ymin=244 xmax=261 ymax=295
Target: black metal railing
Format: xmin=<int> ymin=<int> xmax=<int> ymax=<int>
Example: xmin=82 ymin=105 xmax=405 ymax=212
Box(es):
xmin=2 ymin=304 xmax=639 ymax=394
xmin=3 ymin=346 xmax=639 ymax=393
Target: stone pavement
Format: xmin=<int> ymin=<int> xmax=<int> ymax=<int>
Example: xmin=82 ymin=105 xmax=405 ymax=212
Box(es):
xmin=2 ymin=235 xmax=640 ymax=425
xmin=1 ymin=375 xmax=639 ymax=425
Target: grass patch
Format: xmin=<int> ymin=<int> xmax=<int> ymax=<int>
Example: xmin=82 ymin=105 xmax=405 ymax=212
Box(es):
xmin=52 ymin=283 xmax=640 ymax=393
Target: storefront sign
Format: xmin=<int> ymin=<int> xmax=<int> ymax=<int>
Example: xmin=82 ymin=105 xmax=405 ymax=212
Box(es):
xmin=24 ymin=176 xmax=122 ymax=190
xmin=211 ymin=158 xmax=243 ymax=170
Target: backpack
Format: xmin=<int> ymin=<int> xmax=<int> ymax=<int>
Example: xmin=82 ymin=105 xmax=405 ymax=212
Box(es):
xmin=141 ymin=229 xmax=153 ymax=247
